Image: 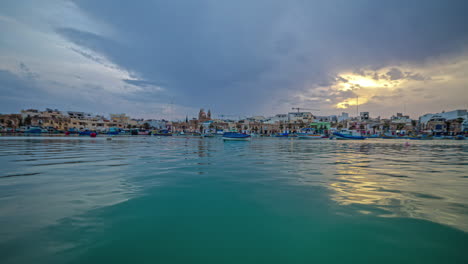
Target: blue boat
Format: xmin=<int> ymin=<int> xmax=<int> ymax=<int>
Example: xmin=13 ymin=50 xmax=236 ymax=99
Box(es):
xmin=24 ymin=127 xmax=43 ymax=134
xmin=79 ymin=130 xmax=97 ymax=136
xmin=275 ymin=133 xmax=289 ymax=138
xmin=222 ymin=132 xmax=251 ymax=141
xmin=333 ymin=132 xmax=366 ymax=140
xmin=107 ymin=127 xmax=121 ymax=135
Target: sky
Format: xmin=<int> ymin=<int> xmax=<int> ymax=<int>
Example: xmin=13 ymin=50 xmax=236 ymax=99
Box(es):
xmin=0 ymin=0 xmax=467 ymax=119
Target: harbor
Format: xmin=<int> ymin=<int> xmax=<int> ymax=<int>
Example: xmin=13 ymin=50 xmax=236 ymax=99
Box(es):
xmin=1 ymin=108 xmax=467 ymax=140
xmin=1 ymin=135 xmax=467 ymax=263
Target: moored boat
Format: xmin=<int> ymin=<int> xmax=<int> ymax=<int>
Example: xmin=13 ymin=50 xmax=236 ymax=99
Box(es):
xmin=297 ymin=133 xmax=325 ymax=139
xmin=79 ymin=130 xmax=97 ymax=136
xmin=152 ymin=129 xmax=172 ymax=136
xmin=332 ymin=131 xmax=366 ymax=140
xmin=24 ymin=127 xmax=43 ymax=134
xmin=222 ymin=132 xmax=251 ymax=141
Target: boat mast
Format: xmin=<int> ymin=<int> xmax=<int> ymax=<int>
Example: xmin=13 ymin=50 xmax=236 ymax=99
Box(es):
xmin=356 ymin=96 xmax=359 ymax=118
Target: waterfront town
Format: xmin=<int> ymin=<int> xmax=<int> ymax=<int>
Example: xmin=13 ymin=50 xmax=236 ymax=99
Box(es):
xmin=0 ymin=107 xmax=467 ymax=138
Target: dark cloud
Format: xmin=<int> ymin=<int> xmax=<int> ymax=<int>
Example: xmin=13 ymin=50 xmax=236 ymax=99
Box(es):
xmin=2 ymin=0 xmax=468 ymax=116
xmin=57 ymin=0 xmax=467 ymax=113
xmin=386 ymin=68 xmax=404 ymax=80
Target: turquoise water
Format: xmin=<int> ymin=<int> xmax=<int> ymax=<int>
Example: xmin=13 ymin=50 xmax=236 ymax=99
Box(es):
xmin=0 ymin=136 xmax=467 ymax=263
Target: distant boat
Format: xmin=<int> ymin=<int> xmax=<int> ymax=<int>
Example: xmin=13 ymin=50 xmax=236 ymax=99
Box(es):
xmin=107 ymin=127 xmax=121 ymax=135
xmin=203 ymin=133 xmax=216 ymax=137
xmin=454 ymin=135 xmax=465 ymax=140
xmin=222 ymin=132 xmax=251 ymax=141
xmin=408 ymin=135 xmax=433 ymax=140
xmin=333 ymin=132 xmax=366 ymax=140
xmin=79 ymin=130 xmax=96 ymax=136
xmin=152 ymin=129 xmax=172 ymax=136
xmin=297 ymin=133 xmax=324 ymax=139
xmin=274 ymin=133 xmax=289 ymax=138
xmin=24 ymin=127 xmax=43 ymax=134
xmin=138 ymin=131 xmax=150 ymax=135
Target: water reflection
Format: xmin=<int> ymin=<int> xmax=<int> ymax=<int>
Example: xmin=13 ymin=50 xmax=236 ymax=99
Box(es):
xmin=327 ymin=141 xmax=468 ymax=231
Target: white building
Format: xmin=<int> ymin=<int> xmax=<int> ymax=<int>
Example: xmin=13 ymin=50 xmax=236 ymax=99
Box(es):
xmin=264 ymin=114 xmax=288 ymax=124
xmin=338 ymin=112 xmax=349 ymax=122
xmin=288 ymin=112 xmax=313 ymax=123
xmin=419 ymin=109 xmax=467 ymax=126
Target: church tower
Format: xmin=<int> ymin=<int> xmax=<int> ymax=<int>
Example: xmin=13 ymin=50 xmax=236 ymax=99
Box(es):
xmin=198 ymin=108 xmax=207 ymax=121
xmin=207 ymin=109 xmax=211 ymax=120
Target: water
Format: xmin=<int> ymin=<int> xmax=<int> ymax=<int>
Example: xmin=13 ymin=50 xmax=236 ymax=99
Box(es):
xmin=0 ymin=136 xmax=467 ymax=263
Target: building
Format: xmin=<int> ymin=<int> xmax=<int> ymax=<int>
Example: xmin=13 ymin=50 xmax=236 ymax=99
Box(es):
xmin=288 ymin=112 xmax=314 ymax=123
xmin=338 ymin=112 xmax=349 ymax=122
xmin=419 ymin=109 xmax=467 ymax=134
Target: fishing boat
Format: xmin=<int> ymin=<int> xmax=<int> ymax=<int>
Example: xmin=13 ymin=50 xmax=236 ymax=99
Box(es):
xmin=107 ymin=127 xmax=121 ymax=135
xmin=222 ymin=132 xmax=251 ymax=141
xmin=296 ymin=133 xmax=325 ymax=139
xmin=454 ymin=135 xmax=466 ymax=140
xmin=332 ymin=130 xmax=366 ymax=140
xmin=408 ymin=135 xmax=433 ymax=140
xmin=203 ymin=133 xmax=216 ymax=137
xmin=24 ymin=127 xmax=43 ymax=134
xmin=79 ymin=130 xmax=97 ymax=136
xmin=138 ymin=130 xmax=150 ymax=135
xmin=274 ymin=133 xmax=289 ymax=138
xmin=152 ymin=129 xmax=172 ymax=136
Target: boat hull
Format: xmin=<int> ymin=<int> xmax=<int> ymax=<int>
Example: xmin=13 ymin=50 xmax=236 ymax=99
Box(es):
xmin=297 ymin=134 xmax=324 ymax=139
xmin=222 ymin=137 xmax=251 ymax=141
xmin=333 ymin=132 xmax=366 ymax=140
xmin=222 ymin=132 xmax=251 ymax=141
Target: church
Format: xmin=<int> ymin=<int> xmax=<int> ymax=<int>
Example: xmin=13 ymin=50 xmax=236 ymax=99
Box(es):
xmin=198 ymin=108 xmax=212 ymax=122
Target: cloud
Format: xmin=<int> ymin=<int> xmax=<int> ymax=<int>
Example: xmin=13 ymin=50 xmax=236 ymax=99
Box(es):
xmin=386 ymin=68 xmax=405 ymax=80
xmin=1 ymin=0 xmax=467 ymax=118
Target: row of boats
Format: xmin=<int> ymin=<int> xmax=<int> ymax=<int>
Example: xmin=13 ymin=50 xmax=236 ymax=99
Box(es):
xmin=13 ymin=126 xmax=466 ymax=141
xmin=221 ymin=130 xmax=466 ymax=141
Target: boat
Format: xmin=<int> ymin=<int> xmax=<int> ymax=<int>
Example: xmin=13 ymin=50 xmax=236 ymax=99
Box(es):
xmin=408 ymin=135 xmax=433 ymax=140
xmin=332 ymin=131 xmax=366 ymax=140
xmin=274 ymin=133 xmax=289 ymax=138
xmin=24 ymin=127 xmax=43 ymax=134
xmin=296 ymin=133 xmax=325 ymax=139
xmin=107 ymin=127 xmax=121 ymax=135
xmin=222 ymin=132 xmax=251 ymax=141
xmin=79 ymin=130 xmax=97 ymax=136
xmin=454 ymin=135 xmax=466 ymax=140
xmin=138 ymin=130 xmax=150 ymax=135
xmin=152 ymin=129 xmax=172 ymax=136
xmin=203 ymin=133 xmax=216 ymax=137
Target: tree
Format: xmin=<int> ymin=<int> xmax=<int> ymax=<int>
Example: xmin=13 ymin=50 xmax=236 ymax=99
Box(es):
xmin=143 ymin=122 xmax=150 ymax=130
